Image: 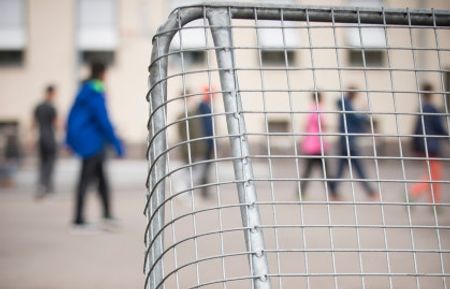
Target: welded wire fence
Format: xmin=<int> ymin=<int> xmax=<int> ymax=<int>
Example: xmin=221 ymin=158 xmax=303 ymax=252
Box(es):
xmin=145 ymin=3 xmax=450 ymax=289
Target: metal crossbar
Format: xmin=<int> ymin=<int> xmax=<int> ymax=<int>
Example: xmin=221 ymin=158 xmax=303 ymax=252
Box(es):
xmin=145 ymin=3 xmax=450 ymax=289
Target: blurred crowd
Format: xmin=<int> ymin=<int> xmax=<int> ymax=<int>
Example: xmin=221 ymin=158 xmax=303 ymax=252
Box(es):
xmin=174 ymin=82 xmax=448 ymax=207
xmin=0 ymin=68 xmax=448 ymax=232
xmin=1 ymin=63 xmax=124 ymax=230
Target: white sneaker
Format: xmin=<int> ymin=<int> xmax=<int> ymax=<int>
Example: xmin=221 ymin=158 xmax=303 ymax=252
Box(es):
xmin=101 ymin=218 xmax=121 ymax=232
xmin=71 ymin=223 xmax=99 ymax=235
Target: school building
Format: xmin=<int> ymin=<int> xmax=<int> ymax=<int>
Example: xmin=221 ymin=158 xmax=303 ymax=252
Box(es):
xmin=0 ymin=0 xmax=449 ymax=156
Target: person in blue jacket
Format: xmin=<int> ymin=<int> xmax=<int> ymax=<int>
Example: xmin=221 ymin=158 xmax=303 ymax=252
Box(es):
xmin=410 ymin=82 xmax=448 ymax=205
xmin=329 ymin=86 xmax=378 ymax=200
xmin=66 ymin=62 xmax=124 ymax=227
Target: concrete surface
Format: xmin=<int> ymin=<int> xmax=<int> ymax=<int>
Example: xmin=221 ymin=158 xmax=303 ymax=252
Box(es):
xmin=0 ymin=157 xmax=449 ymax=289
xmin=0 ymin=158 xmax=146 ymax=289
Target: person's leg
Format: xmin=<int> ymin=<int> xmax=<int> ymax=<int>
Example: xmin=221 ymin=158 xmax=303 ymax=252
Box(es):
xmin=41 ymin=150 xmax=56 ymax=193
xmin=0 ymin=163 xmax=14 ymax=188
xmin=96 ymin=154 xmax=111 ymax=219
xmin=330 ymin=149 xmax=347 ymax=194
xmin=74 ymin=156 xmax=96 ymax=224
xmin=410 ymin=180 xmax=428 ymax=197
xmin=350 ymin=157 xmax=375 ymax=195
xmin=300 ymin=157 xmax=316 ymax=195
xmin=42 ymin=153 xmax=50 ymax=192
xmin=200 ymin=145 xmax=213 ymax=198
xmin=38 ymin=145 xmax=46 ymax=189
xmin=46 ymin=150 xmax=56 ymax=193
xmin=321 ymin=158 xmax=338 ymax=198
xmin=200 ymin=161 xmax=212 ymax=198
xmin=410 ymin=160 xmax=431 ymax=199
xmin=428 ymin=159 xmax=443 ymax=204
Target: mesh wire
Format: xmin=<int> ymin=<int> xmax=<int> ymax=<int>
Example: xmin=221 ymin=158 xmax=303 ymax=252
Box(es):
xmin=145 ymin=4 xmax=450 ymax=289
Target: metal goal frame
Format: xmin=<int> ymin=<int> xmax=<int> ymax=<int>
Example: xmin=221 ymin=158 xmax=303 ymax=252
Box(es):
xmin=145 ymin=3 xmax=450 ymax=289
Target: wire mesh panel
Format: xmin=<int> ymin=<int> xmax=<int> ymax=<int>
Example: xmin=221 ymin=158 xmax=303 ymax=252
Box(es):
xmin=145 ymin=3 xmax=450 ymax=289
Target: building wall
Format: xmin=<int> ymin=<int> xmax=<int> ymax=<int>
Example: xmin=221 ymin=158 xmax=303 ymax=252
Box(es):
xmin=0 ymin=0 xmax=75 ymax=144
xmin=0 ymin=0 xmax=449 ymax=154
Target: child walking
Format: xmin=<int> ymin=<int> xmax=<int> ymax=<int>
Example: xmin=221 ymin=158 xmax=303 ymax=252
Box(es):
xmin=410 ymin=83 xmax=448 ymax=206
xmin=298 ymin=91 xmax=338 ymax=200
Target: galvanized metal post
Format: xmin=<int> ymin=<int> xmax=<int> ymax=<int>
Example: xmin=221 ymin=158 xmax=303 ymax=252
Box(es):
xmin=145 ymin=7 xmax=210 ymax=289
xmin=145 ymin=4 xmax=450 ymax=289
xmin=207 ymin=7 xmax=271 ymax=289
xmin=146 ymin=35 xmax=169 ymax=289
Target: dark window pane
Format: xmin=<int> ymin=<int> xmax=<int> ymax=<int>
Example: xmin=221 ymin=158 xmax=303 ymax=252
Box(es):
xmin=349 ymin=49 xmax=385 ymax=67
xmin=169 ymin=50 xmax=206 ymax=67
xmin=261 ymin=50 xmax=296 ymax=66
xmin=187 ymin=51 xmax=205 ymax=64
xmin=81 ymin=50 xmax=115 ymax=65
xmin=268 ymin=119 xmax=290 ymax=133
xmin=0 ymin=50 xmax=24 ymax=66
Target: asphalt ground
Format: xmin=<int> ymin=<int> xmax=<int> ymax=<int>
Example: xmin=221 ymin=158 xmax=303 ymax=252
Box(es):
xmin=0 ymin=157 xmax=449 ymax=289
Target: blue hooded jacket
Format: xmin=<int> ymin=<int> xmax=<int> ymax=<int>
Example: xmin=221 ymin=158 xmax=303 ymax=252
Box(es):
xmin=412 ymin=102 xmax=448 ymax=156
xmin=66 ymin=80 xmax=123 ymax=158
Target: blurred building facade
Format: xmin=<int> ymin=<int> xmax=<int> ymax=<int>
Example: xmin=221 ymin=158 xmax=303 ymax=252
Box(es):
xmin=0 ymin=0 xmax=449 ymax=156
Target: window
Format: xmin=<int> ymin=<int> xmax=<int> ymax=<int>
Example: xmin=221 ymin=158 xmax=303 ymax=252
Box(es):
xmin=253 ymin=0 xmax=299 ymax=66
xmin=268 ymin=119 xmax=290 ymax=133
xmin=77 ymin=0 xmax=117 ymax=65
xmin=81 ymin=50 xmax=114 ymax=65
xmin=0 ymin=0 xmax=26 ymax=66
xmin=267 ymin=118 xmax=291 ymax=152
xmin=169 ymin=0 xmax=207 ymax=66
xmin=347 ymin=0 xmax=386 ymax=67
xmin=349 ymin=50 xmax=385 ymax=67
xmin=257 ymin=18 xmax=299 ymax=66
xmin=260 ymin=50 xmax=296 ymax=66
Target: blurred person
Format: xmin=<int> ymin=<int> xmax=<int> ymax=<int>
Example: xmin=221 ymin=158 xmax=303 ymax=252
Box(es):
xmin=297 ymin=91 xmax=338 ymax=200
xmin=177 ymin=90 xmax=205 ymax=200
xmin=329 ymin=86 xmax=378 ymax=200
xmin=197 ymin=86 xmax=215 ymax=198
xmin=0 ymin=125 xmax=21 ymax=188
xmin=410 ymin=83 xmax=448 ymax=206
xmin=66 ymin=62 xmax=124 ymax=228
xmin=177 ymin=86 xmax=215 ymax=199
xmin=33 ymin=85 xmax=58 ymax=198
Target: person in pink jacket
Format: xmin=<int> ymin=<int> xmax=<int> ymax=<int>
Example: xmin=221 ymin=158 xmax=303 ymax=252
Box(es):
xmin=298 ymin=91 xmax=339 ymax=200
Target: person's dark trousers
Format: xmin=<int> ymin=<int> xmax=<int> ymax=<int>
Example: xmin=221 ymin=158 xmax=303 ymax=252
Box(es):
xmin=38 ymin=144 xmax=56 ymax=193
xmin=299 ymin=156 xmax=336 ymax=196
xmin=74 ymin=152 xmax=111 ymax=225
xmin=200 ymin=143 xmax=214 ymax=198
xmin=330 ymin=143 xmax=375 ymax=196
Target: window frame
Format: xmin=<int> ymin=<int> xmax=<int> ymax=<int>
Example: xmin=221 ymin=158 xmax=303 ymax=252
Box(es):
xmin=77 ymin=0 xmax=118 ymax=65
xmin=0 ymin=0 xmax=27 ymax=67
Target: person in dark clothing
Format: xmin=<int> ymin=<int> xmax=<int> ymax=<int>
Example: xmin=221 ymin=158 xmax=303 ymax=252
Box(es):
xmin=34 ymin=85 xmax=58 ymax=197
xmin=177 ymin=86 xmax=215 ymax=199
xmin=178 ymin=91 xmax=208 ymax=164
xmin=66 ymin=63 xmax=124 ymax=227
xmin=0 ymin=125 xmax=21 ymax=188
xmin=197 ymin=86 xmax=214 ymax=198
xmin=410 ymin=83 xmax=448 ymax=205
xmin=329 ymin=87 xmax=378 ymax=200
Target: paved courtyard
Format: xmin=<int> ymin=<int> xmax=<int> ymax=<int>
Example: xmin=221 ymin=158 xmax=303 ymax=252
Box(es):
xmin=0 ymin=158 xmax=146 ymax=289
xmin=0 ymin=157 xmax=449 ymax=289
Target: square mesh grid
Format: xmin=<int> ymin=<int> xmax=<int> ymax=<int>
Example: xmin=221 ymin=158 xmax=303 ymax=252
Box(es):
xmin=145 ymin=4 xmax=450 ymax=289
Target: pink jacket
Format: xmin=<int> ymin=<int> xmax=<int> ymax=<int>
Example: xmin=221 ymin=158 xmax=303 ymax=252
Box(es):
xmin=301 ymin=104 xmax=328 ymax=155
